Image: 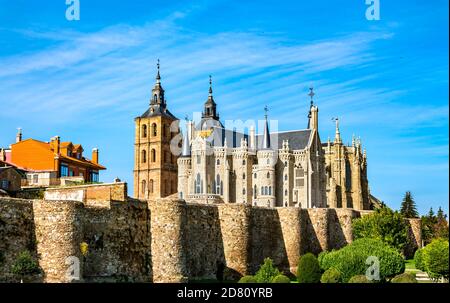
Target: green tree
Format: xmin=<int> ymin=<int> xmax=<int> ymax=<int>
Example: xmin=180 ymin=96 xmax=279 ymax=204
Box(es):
xmin=254 ymin=258 xmax=281 ymax=283
xmin=422 ymin=238 xmax=449 ymax=281
xmin=400 ymin=191 xmax=419 ymax=218
xmin=434 ymin=207 xmax=449 ymax=240
xmin=352 ymin=206 xmax=408 ymax=251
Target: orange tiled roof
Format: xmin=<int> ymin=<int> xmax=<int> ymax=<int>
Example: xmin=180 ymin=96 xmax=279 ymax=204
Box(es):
xmin=59 ymin=154 xmax=106 ymax=170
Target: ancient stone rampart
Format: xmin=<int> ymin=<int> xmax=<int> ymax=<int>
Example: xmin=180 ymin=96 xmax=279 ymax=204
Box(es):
xmin=0 ymin=196 xmax=422 ymax=282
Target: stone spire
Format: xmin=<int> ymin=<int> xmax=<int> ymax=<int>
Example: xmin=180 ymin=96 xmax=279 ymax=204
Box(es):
xmin=181 ymin=120 xmax=191 ymax=157
xmin=262 ymin=105 xmax=271 ymax=149
xmin=202 ymin=75 xmax=219 ymax=121
xmin=150 ymin=59 xmax=165 ymax=106
xmin=333 ymin=117 xmax=342 ymax=144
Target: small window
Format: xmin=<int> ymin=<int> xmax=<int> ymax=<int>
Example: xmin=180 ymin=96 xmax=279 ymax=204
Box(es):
xmin=217 ymin=159 xmax=220 ymax=165
xmin=242 ymin=188 xmax=246 ymax=195
xmin=152 ymin=123 xmax=157 ymax=136
xmin=284 ymin=174 xmax=288 ymax=181
xmin=142 ymin=150 xmax=147 ymax=163
xmin=285 ymin=189 xmax=288 ymax=196
xmin=242 ymin=159 xmax=246 ymax=165
xmin=141 ymin=180 xmax=146 ymax=195
xmin=142 ymin=125 xmax=147 ymax=138
xmin=269 ymin=186 xmax=272 ymax=195
xmin=266 ymin=172 xmax=270 ymax=178
xmin=284 ymin=161 xmax=287 ymax=167
xmin=151 ymin=149 xmax=156 ymax=162
xmin=149 ymin=180 xmax=154 ymax=193
xmin=242 ymin=173 xmax=246 ymax=180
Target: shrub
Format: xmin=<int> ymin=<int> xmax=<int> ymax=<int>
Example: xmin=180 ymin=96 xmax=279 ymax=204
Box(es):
xmin=297 ymin=253 xmax=321 ymax=283
xmin=422 ymin=238 xmax=449 ymax=280
xmin=320 ymin=238 xmax=405 ymax=282
xmin=391 ymin=273 xmax=417 ymax=283
xmin=318 ymin=251 xmax=329 ymax=268
xmin=238 ymin=275 xmax=257 ymax=283
xmin=320 ymin=267 xmax=341 ymax=283
xmin=352 ymin=207 xmax=408 ymax=251
xmin=254 ymin=258 xmax=281 ymax=283
xmin=11 ymin=250 xmax=41 ymax=277
xmin=272 ymin=274 xmax=291 ymax=283
xmin=348 ymin=275 xmax=371 ymax=283
xmin=414 ymin=249 xmax=425 ymax=271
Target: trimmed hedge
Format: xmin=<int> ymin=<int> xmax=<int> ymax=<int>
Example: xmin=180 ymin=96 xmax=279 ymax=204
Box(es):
xmin=272 ymin=274 xmax=291 ymax=283
xmin=391 ymin=273 xmax=417 ymax=283
xmin=348 ymin=275 xmax=371 ymax=283
xmin=297 ymin=253 xmax=321 ymax=283
xmin=238 ymin=275 xmax=257 ymax=283
xmin=319 ymin=238 xmax=405 ymax=282
xmin=422 ymin=238 xmax=449 ymax=280
xmin=320 ymin=267 xmax=341 ymax=283
xmin=254 ymin=258 xmax=281 ymax=283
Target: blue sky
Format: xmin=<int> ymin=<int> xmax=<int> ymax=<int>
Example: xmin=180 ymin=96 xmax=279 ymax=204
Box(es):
xmin=0 ymin=0 xmax=448 ymax=215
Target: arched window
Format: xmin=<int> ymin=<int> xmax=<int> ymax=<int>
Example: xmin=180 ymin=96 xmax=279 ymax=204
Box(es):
xmin=269 ymin=186 xmax=272 ymax=195
xmin=284 ymin=161 xmax=287 ymax=167
xmin=254 ymin=173 xmax=257 ymax=179
xmin=254 ymin=185 xmax=257 ymax=197
xmin=216 ymin=159 xmax=220 ymax=165
xmin=142 ymin=125 xmax=147 ymax=138
xmin=264 ymin=186 xmax=268 ymax=195
xmin=261 ymin=187 xmax=264 ymax=195
xmin=242 ymin=173 xmax=246 ymax=180
xmin=216 ymin=175 xmax=221 ymax=195
xmin=242 ymin=188 xmax=246 ymax=195
xmin=196 ymin=174 xmax=201 ymax=194
xmin=220 ymin=181 xmax=223 ymax=195
xmin=285 ymin=189 xmax=288 ymax=196
xmin=151 ymin=149 xmax=156 ymax=162
xmin=149 ymin=179 xmax=154 ymax=193
xmin=284 ymin=174 xmax=288 ymax=181
xmin=242 ymin=159 xmax=246 ymax=165
xmin=267 ymin=172 xmax=270 ymax=178
xmin=141 ymin=180 xmax=146 ymax=195
xmin=141 ymin=150 xmax=147 ymax=163
xmin=153 ymin=94 xmax=158 ymax=103
xmin=152 ymin=123 xmax=157 ymax=136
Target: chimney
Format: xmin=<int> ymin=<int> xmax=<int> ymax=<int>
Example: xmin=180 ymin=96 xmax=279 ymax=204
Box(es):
xmin=54 ymin=136 xmax=60 ymax=154
xmin=92 ymin=148 xmax=99 ymax=164
xmin=16 ymin=128 xmax=22 ymax=143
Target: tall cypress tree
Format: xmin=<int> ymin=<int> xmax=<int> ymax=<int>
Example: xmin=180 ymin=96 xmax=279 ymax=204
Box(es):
xmin=400 ymin=191 xmax=419 ymax=218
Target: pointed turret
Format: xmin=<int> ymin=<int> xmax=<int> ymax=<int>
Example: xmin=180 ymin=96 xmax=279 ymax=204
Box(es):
xmin=333 ymin=117 xmax=342 ymax=144
xmin=202 ymin=75 xmax=219 ymax=121
xmin=150 ymin=59 xmax=165 ymax=106
xmin=262 ymin=106 xmax=271 ymax=149
xmin=181 ymin=121 xmax=191 ymax=157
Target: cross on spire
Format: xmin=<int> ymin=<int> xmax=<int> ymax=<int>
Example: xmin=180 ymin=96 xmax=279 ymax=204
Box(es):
xmin=156 ymin=59 xmax=161 ymax=82
xmin=264 ymin=105 xmax=269 ymax=119
xmin=209 ymin=75 xmax=213 ymax=95
xmin=308 ymin=86 xmax=315 ymax=106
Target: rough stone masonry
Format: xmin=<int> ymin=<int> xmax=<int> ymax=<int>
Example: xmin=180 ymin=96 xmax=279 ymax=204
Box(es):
xmin=0 ymin=194 xmax=422 ymax=283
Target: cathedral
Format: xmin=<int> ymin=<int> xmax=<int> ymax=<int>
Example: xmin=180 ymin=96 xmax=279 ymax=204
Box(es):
xmin=134 ymin=63 xmax=373 ymax=210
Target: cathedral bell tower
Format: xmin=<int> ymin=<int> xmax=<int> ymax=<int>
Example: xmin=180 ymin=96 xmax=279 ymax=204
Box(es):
xmin=134 ymin=60 xmax=179 ymax=200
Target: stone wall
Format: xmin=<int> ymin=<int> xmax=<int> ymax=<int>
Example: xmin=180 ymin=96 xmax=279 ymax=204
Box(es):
xmin=0 ymin=196 xmax=423 ymax=283
xmin=0 ymin=198 xmax=37 ymax=282
xmin=44 ymin=182 xmax=127 ymax=207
